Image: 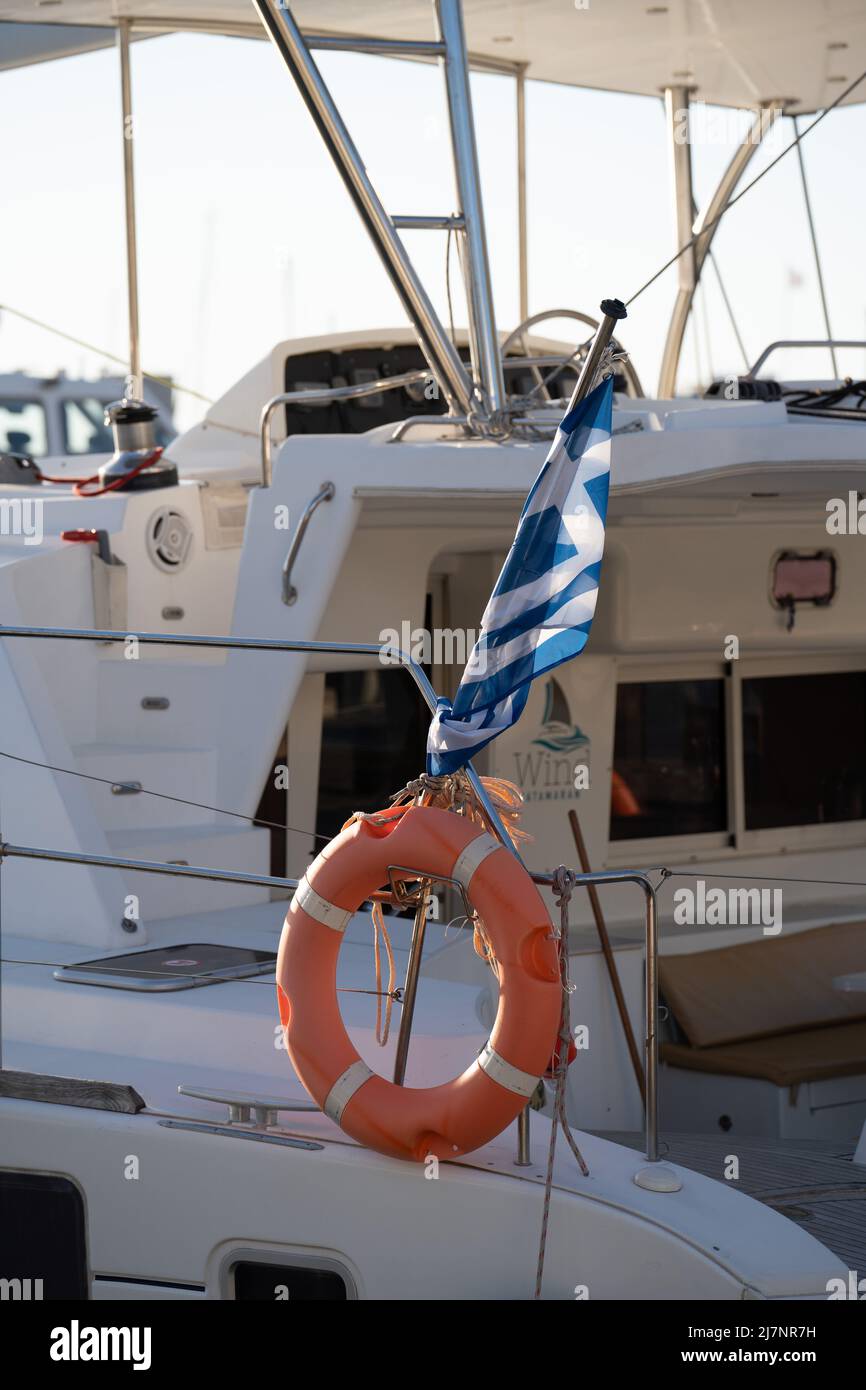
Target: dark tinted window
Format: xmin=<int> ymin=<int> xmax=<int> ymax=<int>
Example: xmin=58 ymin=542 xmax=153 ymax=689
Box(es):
xmin=611 ymin=680 xmax=727 ymax=841
xmin=316 ymin=669 xmax=428 ymax=842
xmin=0 ymin=1172 xmax=88 ymax=1299
xmin=233 ymin=1261 xmax=347 ymax=1300
xmin=743 ymin=671 xmax=866 ymax=829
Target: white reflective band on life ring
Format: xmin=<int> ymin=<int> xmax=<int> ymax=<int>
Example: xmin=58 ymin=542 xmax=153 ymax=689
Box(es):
xmin=323 ymin=1060 xmax=374 ymax=1124
xmin=292 ymin=875 xmax=352 ymax=933
xmin=452 ymin=832 xmax=501 ymax=889
xmin=476 ymin=1041 xmax=539 ymax=1098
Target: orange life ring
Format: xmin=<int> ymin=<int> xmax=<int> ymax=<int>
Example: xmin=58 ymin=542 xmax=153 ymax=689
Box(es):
xmin=276 ymin=804 xmax=561 ymax=1162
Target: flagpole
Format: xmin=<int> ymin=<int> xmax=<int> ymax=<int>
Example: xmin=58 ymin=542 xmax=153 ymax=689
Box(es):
xmin=563 ymin=298 xmax=628 ymax=414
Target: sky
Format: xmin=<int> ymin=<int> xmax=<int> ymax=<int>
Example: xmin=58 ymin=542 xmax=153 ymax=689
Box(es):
xmin=1 ymin=30 xmax=865 ymax=430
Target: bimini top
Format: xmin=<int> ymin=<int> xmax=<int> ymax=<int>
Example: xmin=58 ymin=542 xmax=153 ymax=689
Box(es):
xmin=1 ymin=0 xmax=865 ymax=115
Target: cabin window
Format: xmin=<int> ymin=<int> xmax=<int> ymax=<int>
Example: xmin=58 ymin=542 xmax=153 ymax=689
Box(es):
xmin=0 ymin=1172 xmax=88 ymax=1299
xmin=316 ymin=669 xmax=428 ymax=842
xmin=743 ymin=671 xmax=866 ymax=829
xmin=62 ymin=397 xmax=115 ymax=455
xmin=610 ymin=679 xmax=727 ymax=841
xmin=0 ymin=399 xmax=47 ymax=458
xmin=232 ymin=1261 xmax=348 ymax=1301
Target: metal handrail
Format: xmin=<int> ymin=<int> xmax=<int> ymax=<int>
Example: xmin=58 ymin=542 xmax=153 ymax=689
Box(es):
xmin=259 ymin=355 xmax=601 ymax=482
xmin=261 ymin=346 xmax=643 ymax=468
xmin=282 ymin=481 xmax=334 ymax=604
xmin=747 ymin=339 xmax=866 ymax=379
xmin=0 ymin=841 xmax=298 ymax=893
xmin=260 ymin=370 xmax=429 ymax=486
xmin=533 ymin=868 xmax=659 ymax=1163
xmin=0 ymin=618 xmax=661 ymax=1162
xmin=0 ymin=625 xmax=515 ymax=859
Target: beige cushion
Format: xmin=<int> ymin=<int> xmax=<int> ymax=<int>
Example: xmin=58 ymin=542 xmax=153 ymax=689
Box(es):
xmin=661 ymin=1021 xmax=866 ymax=1088
xmin=659 ymin=921 xmax=866 ymax=1048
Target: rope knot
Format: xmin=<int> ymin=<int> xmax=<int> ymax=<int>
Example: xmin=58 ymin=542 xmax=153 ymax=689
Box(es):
xmin=551 ymin=864 xmax=575 ymax=911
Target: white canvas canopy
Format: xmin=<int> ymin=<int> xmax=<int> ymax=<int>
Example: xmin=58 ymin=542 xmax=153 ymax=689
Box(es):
xmin=1 ymin=0 xmax=865 ymax=113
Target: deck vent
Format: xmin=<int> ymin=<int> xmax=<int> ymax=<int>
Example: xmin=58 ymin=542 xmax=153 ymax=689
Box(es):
xmin=146 ymin=507 xmax=193 ymax=573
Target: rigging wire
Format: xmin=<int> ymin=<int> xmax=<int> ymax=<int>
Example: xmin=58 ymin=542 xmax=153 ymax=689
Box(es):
xmin=705 ymin=247 xmax=750 ymax=372
xmin=5 ymin=71 xmax=863 ymax=432
xmin=0 ymin=955 xmax=403 ymax=996
xmin=0 ymin=302 xmax=257 ymax=441
xmin=792 ymin=113 xmax=838 ymax=378
xmin=625 ymin=70 xmax=866 ymax=308
xmin=655 ymin=868 xmax=866 ymax=890
xmin=5 ymin=750 xmax=866 ymax=892
xmin=0 ymin=748 xmax=331 ymax=844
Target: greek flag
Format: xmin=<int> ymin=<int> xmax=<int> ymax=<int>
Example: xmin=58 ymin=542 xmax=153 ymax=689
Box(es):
xmin=426 ymin=375 xmax=613 ymax=775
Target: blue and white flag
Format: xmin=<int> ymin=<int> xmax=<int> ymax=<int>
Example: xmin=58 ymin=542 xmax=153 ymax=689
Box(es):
xmin=426 ymin=375 xmax=613 ymax=775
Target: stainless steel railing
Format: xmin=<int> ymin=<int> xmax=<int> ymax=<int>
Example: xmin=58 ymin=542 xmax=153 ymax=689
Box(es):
xmin=0 ymin=626 xmax=516 ymax=861
xmin=282 ymin=480 xmax=335 ymax=605
xmin=258 ymin=349 xmax=625 ymax=484
xmin=747 ymin=338 xmax=866 ymax=379
xmin=0 ymin=622 xmax=660 ymax=1163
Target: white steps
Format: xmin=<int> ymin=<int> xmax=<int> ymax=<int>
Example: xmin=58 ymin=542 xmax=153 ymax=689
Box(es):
xmin=71 ymin=743 xmax=219 ymax=829
xmin=94 ymin=656 xmax=225 ymax=748
xmin=105 ymin=825 xmax=273 ymax=919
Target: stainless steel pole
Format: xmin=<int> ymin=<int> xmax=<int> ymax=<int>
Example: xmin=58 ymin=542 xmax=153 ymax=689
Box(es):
xmin=643 ymin=879 xmax=659 ymax=1162
xmin=792 ymin=114 xmax=838 ymax=378
xmin=516 ymin=66 xmax=529 ymax=325
xmin=252 ymin=0 xmax=475 ymax=417
xmin=658 ymin=102 xmax=780 ymax=396
xmin=665 ymin=87 xmax=696 ymax=296
xmin=118 ymin=20 xmax=142 ymax=398
xmin=0 ymin=841 xmax=297 ymax=893
xmin=435 ymin=0 xmax=506 ymax=416
xmin=515 ymin=1105 xmax=531 ymax=1166
xmin=392 ymin=880 xmax=431 ymax=1085
xmin=532 ymin=867 xmax=659 ymax=1163
xmin=565 ymin=298 xmax=628 ymax=412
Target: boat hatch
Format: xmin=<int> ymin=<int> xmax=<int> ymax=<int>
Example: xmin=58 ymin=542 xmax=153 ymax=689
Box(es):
xmin=53 ymin=942 xmax=277 ymax=993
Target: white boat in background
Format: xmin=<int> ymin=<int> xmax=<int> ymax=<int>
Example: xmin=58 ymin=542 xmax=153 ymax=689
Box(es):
xmin=0 ymin=370 xmax=174 ymax=463
xmin=0 ymin=0 xmax=865 ymax=1303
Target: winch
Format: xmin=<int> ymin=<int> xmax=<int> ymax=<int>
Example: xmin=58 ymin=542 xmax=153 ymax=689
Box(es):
xmin=97 ymin=398 xmax=177 ymax=492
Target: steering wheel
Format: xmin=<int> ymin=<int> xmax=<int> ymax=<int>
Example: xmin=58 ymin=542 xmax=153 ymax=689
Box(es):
xmin=501 ymin=308 xmax=643 ymax=401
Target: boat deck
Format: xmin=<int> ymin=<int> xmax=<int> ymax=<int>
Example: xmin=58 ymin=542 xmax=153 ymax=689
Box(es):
xmin=600 ymin=1131 xmax=866 ymax=1270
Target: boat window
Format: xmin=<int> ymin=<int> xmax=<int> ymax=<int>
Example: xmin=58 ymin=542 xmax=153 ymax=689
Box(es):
xmin=232 ymin=1260 xmax=348 ymax=1301
xmin=610 ymin=679 xmax=727 ymax=841
xmin=743 ymin=671 xmax=866 ymax=829
xmin=283 ymin=344 xmax=451 ymax=436
xmin=0 ymin=399 xmax=48 ymax=458
xmin=62 ymin=397 xmax=114 ymax=454
xmin=316 ymin=669 xmax=428 ymax=843
xmin=0 ymin=1172 xmax=88 ymax=1299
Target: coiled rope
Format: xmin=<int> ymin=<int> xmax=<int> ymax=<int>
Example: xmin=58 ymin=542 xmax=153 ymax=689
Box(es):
xmin=344 ymin=771 xmax=529 ymax=1043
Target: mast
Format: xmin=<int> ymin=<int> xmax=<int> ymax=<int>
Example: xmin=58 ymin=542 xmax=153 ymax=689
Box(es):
xmin=118 ymin=20 xmax=142 ymax=399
